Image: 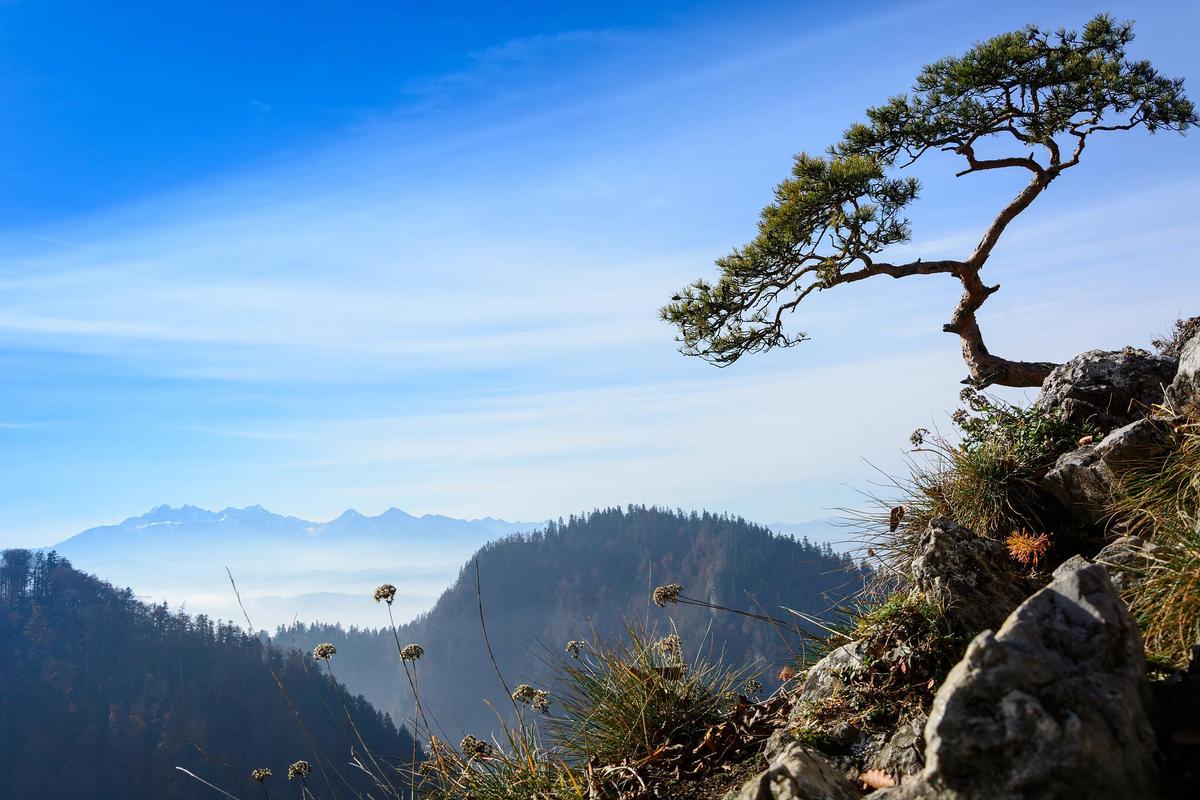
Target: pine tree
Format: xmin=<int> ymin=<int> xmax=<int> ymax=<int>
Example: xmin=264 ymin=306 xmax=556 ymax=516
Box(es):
xmin=663 ymin=14 xmax=1196 ymax=387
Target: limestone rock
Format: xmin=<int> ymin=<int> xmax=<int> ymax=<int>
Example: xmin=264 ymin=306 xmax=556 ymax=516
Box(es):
xmin=795 ymin=641 xmax=865 ymax=705
xmin=860 ymin=710 xmax=925 ymax=781
xmin=885 ymin=562 xmax=1159 ymax=799
xmin=722 ymin=743 xmax=861 ymax=800
xmin=1041 ymin=418 xmax=1171 ymax=525
xmin=1165 ymin=330 xmax=1200 ymax=413
xmin=1036 ymin=348 xmax=1177 ymax=431
xmin=909 ymin=518 xmax=1027 ymax=635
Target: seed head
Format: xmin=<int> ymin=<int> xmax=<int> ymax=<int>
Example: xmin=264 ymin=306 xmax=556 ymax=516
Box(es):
xmin=400 ymin=643 xmax=424 ymax=662
xmin=565 ymin=640 xmax=586 ymax=658
xmin=250 ymin=768 xmax=272 ymax=782
xmin=374 ymin=583 xmax=397 ymax=605
xmin=967 ymin=392 xmax=991 ymax=412
xmin=909 ymin=427 xmax=930 ymax=448
xmin=744 ymin=679 xmax=763 ymax=698
xmin=652 ymin=583 xmax=683 ymax=607
xmin=511 ymin=683 xmax=550 ymax=713
xmin=287 ymin=760 xmax=312 ymax=780
xmin=459 ymin=734 xmax=493 ymax=759
xmin=313 ymin=642 xmax=336 ymax=661
xmin=778 ymin=666 xmax=797 ymax=682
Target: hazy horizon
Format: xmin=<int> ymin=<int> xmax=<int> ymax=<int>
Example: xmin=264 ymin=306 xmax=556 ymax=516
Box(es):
xmin=39 ymin=501 xmax=847 ymax=631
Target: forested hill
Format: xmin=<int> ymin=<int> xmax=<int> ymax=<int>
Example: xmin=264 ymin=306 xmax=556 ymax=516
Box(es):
xmin=278 ymin=506 xmax=867 ymax=738
xmin=0 ymin=549 xmax=417 ymax=800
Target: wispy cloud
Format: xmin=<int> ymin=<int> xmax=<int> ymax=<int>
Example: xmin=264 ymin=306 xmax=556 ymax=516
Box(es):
xmin=1 ymin=0 xmax=1197 ymax=541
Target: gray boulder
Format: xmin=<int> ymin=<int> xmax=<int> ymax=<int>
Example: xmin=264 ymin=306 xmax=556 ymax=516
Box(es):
xmin=861 ymin=710 xmax=926 ymax=783
xmin=1036 ymin=348 xmax=1177 ymax=431
xmin=794 ymin=641 xmax=865 ymax=705
xmin=723 ymin=743 xmax=861 ymax=800
xmin=1165 ymin=330 xmax=1200 ymax=413
xmin=1041 ymin=418 xmax=1171 ymax=525
xmin=910 ymin=518 xmax=1028 ymax=635
xmin=880 ymin=562 xmax=1159 ymax=800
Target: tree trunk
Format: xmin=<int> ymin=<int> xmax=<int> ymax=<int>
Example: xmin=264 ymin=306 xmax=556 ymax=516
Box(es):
xmin=945 ymin=268 xmax=1057 ymax=388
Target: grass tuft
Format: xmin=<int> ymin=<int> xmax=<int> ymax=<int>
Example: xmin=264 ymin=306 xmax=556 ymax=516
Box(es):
xmin=550 ymin=625 xmax=754 ymax=768
xmin=1109 ymin=412 xmax=1200 ymax=666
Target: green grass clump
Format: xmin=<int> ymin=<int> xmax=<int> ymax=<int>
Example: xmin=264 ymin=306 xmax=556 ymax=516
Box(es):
xmin=865 ymin=391 xmax=1093 ymax=572
xmin=790 ymin=593 xmax=962 ymax=745
xmin=1109 ymin=411 xmax=1200 ymax=667
xmin=550 ymin=626 xmax=753 ymax=768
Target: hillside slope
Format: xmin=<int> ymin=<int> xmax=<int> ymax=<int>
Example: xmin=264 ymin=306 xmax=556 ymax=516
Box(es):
xmin=278 ymin=506 xmax=867 ymax=737
xmin=0 ymin=549 xmax=417 ymax=799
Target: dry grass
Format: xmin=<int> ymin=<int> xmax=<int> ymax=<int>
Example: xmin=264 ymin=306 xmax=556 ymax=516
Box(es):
xmin=790 ymin=593 xmax=961 ymax=747
xmin=847 ymin=393 xmax=1093 ymax=584
xmin=550 ymin=625 xmax=753 ymax=769
xmin=416 ymin=722 xmax=584 ymax=800
xmin=1109 ymin=411 xmax=1200 ymax=666
xmin=1151 ymin=315 xmax=1200 ymax=358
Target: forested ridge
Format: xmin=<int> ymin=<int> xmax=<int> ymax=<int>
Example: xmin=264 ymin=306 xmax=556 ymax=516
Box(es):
xmin=277 ymin=505 xmax=868 ymax=737
xmin=0 ymin=549 xmax=417 ymax=799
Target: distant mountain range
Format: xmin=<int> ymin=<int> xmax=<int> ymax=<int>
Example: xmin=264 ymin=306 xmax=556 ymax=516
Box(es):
xmin=50 ymin=504 xmax=548 ymax=630
xmin=46 ymin=505 xmax=847 ymax=630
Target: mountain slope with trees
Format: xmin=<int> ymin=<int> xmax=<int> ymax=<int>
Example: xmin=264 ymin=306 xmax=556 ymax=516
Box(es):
xmin=276 ymin=505 xmax=867 ymax=738
xmin=0 ymin=549 xmax=417 ymax=800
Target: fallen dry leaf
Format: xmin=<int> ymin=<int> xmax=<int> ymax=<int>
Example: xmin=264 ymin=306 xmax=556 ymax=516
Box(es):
xmin=860 ymin=769 xmax=896 ymax=789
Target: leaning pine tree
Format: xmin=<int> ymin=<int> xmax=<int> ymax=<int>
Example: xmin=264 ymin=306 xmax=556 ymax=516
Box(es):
xmin=663 ymin=15 xmax=1196 ymax=387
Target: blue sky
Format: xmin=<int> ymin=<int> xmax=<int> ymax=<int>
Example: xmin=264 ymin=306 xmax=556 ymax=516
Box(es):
xmin=1 ymin=0 xmax=1198 ymax=546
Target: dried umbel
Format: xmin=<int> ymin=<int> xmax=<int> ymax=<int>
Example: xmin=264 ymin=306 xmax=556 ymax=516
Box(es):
xmin=743 ymin=679 xmax=763 ymax=698
xmin=959 ymin=387 xmax=991 ymax=412
xmin=778 ymin=666 xmax=797 ymax=683
xmin=511 ymin=683 xmax=550 ymax=713
xmin=312 ymin=642 xmax=337 ymax=661
xmin=565 ymin=639 xmax=586 ymax=658
xmin=459 ymin=734 xmax=493 ymax=759
xmin=373 ymin=583 xmax=397 ymax=605
xmin=909 ymin=427 xmax=930 ymax=448
xmin=250 ymin=767 xmax=272 ymax=782
xmin=287 ymin=760 xmax=312 ymax=780
xmin=652 ymin=583 xmax=683 ymax=607
xmin=400 ymin=643 xmax=424 ymax=662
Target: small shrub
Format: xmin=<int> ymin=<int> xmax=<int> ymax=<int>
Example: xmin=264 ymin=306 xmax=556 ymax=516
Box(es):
xmin=1006 ymin=530 xmax=1051 ymax=569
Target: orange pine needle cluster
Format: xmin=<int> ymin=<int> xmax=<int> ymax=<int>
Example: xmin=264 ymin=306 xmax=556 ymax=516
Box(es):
xmin=1006 ymin=530 xmax=1051 ymax=567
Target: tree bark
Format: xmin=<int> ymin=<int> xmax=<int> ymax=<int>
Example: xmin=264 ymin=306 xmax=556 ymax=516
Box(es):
xmin=944 ymin=266 xmax=1055 ymax=388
